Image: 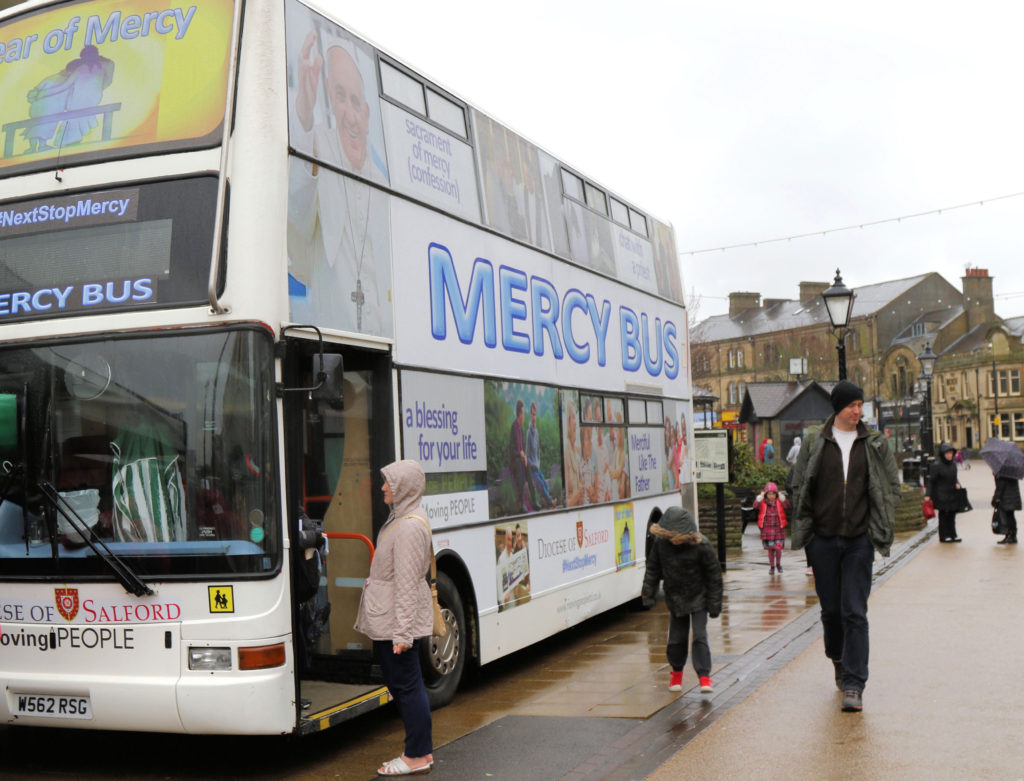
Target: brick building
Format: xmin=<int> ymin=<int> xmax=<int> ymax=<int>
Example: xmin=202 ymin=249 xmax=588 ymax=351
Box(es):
xmin=692 ymin=268 xmax=1021 ymax=454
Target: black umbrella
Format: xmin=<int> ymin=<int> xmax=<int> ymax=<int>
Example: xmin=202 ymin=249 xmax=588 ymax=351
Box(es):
xmin=980 ymin=438 xmax=1024 ymax=479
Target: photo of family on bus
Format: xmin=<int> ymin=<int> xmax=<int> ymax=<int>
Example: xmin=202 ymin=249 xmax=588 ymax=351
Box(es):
xmin=485 ymin=381 xmax=563 ymax=518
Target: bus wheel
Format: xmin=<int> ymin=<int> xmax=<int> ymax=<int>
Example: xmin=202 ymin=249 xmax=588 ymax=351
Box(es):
xmin=420 ymin=572 xmax=466 ymax=709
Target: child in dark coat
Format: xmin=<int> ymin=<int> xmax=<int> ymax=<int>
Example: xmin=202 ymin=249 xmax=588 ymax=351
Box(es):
xmin=641 ymin=506 xmax=724 ymax=693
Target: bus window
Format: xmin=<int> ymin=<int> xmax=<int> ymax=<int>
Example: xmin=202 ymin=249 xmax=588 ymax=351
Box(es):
xmin=0 ymin=328 xmax=280 ymax=578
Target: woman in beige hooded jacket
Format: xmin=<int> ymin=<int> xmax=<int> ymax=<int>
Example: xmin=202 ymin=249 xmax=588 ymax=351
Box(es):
xmin=355 ymin=459 xmax=434 ymax=775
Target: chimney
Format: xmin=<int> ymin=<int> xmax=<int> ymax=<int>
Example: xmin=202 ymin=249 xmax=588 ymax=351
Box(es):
xmin=729 ymin=292 xmax=761 ymax=318
xmin=799 ymin=281 xmax=830 ymax=303
xmin=762 ymin=298 xmax=787 ymax=311
xmin=962 ymin=268 xmax=995 ymax=330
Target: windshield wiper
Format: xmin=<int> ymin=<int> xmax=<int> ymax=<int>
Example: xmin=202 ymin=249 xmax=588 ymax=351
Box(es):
xmin=37 ymin=479 xmax=154 ymax=597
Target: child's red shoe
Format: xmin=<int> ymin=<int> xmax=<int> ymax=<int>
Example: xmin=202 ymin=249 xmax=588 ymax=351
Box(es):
xmin=668 ymin=671 xmax=683 ymax=691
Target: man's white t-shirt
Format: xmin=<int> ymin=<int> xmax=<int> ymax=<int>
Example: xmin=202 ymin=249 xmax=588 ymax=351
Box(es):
xmin=832 ymin=427 xmax=858 ymax=480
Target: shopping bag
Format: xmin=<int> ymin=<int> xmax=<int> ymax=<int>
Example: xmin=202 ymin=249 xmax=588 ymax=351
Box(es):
xmin=922 ymin=498 xmax=936 ymax=520
xmin=992 ymin=511 xmax=1008 ymax=536
xmin=954 ymin=487 xmax=972 ymax=513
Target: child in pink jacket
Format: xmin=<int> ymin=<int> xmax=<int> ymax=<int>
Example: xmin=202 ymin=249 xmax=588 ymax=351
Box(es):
xmin=754 ymin=481 xmax=789 ymax=574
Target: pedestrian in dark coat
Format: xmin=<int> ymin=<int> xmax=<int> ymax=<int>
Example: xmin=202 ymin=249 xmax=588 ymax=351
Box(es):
xmin=641 ymin=506 xmax=723 ymax=694
xmin=993 ymin=472 xmax=1022 ymax=545
xmin=925 ymin=442 xmax=962 ymax=543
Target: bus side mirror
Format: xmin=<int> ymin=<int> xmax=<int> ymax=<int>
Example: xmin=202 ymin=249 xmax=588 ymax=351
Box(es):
xmin=311 ymin=354 xmax=344 ymax=408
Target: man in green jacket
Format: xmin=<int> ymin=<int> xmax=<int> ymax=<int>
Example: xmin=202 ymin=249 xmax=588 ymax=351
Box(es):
xmin=790 ymin=380 xmax=900 ymax=713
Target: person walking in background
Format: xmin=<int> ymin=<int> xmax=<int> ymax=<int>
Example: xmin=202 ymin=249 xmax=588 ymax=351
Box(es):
xmin=925 ymin=442 xmax=963 ymax=543
xmin=354 ymin=460 xmax=434 ymax=776
xmin=786 ymin=437 xmax=802 ymax=466
xmin=754 ymin=481 xmax=790 ymax=573
xmin=641 ymin=506 xmax=723 ymax=695
xmin=763 ymin=437 xmax=775 ymax=464
xmin=992 ymin=470 xmax=1021 ymax=545
xmin=790 ymin=380 xmax=900 ymax=714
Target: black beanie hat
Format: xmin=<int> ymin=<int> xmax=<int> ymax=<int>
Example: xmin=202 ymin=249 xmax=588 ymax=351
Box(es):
xmin=830 ymin=380 xmax=864 ymax=413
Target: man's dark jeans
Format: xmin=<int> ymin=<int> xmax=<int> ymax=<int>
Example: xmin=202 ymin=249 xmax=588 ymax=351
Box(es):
xmin=806 ymin=533 xmax=873 ymax=691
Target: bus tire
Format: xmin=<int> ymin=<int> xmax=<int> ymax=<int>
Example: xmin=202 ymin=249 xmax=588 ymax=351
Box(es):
xmin=420 ymin=571 xmax=466 ymax=709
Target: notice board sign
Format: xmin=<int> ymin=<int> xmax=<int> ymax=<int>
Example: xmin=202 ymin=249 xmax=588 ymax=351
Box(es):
xmin=694 ymin=430 xmax=729 ymax=483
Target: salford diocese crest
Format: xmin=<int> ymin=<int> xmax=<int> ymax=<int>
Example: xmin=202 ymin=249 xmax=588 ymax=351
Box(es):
xmin=576 ymin=519 xmax=584 ymax=549
xmin=55 ymin=587 xmax=80 ymax=622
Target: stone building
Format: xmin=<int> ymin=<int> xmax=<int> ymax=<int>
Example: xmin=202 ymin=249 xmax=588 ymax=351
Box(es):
xmin=692 ymin=268 xmax=1021 ymax=454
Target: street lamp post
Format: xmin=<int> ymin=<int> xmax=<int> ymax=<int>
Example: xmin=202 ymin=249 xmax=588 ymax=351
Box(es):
xmin=822 ymin=269 xmax=855 ymax=381
xmin=993 ymin=353 xmax=1000 ymax=438
xmin=918 ymin=343 xmax=937 ymax=457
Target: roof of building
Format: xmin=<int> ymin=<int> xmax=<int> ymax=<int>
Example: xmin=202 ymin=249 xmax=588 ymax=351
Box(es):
xmin=739 ymin=381 xmax=832 ymax=422
xmin=1003 ymin=316 xmax=1024 ymax=339
xmin=939 ymin=322 xmax=993 ymax=356
xmin=694 ymin=273 xmax=932 ymax=342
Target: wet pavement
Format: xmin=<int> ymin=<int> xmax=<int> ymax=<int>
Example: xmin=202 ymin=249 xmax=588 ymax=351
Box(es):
xmin=5 ymin=460 xmax=1018 ymax=780
xmin=433 ymin=459 xmax=1022 ymax=781
xmin=645 ymin=459 xmax=1024 ymax=781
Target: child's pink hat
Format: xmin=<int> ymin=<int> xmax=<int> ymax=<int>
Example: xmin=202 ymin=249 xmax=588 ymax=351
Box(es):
xmin=764 ymin=482 xmax=778 ymax=493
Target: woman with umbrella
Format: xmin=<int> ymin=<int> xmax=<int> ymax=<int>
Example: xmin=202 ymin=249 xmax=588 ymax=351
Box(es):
xmin=925 ymin=442 xmax=963 ymax=543
xmin=981 ymin=438 xmax=1024 ymax=545
xmin=992 ymin=472 xmax=1020 ymax=545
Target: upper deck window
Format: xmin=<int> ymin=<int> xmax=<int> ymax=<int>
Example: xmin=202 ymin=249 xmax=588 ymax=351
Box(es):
xmin=561 ymin=169 xmax=584 ymax=202
xmin=380 ymin=60 xmax=426 ymax=115
xmin=426 ymin=89 xmax=467 ymax=137
xmin=584 ymin=183 xmax=608 ymax=216
xmin=379 ymin=58 xmax=468 ymax=140
xmin=610 ymin=197 xmax=630 ymax=227
xmin=629 ymin=208 xmax=648 ymax=237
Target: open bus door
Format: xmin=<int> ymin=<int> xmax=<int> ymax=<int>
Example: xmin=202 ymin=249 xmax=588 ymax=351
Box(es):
xmin=278 ymin=330 xmax=395 ymax=733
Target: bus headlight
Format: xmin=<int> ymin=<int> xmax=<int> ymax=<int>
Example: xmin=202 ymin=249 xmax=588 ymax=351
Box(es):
xmin=188 ymin=646 xmax=232 ymax=671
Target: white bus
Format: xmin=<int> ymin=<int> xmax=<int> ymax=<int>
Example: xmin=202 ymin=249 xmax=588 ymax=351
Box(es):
xmin=0 ymin=0 xmax=695 ymax=735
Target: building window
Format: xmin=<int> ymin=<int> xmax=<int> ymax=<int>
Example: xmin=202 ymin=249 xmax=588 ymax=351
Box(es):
xmin=728 ymin=350 xmax=736 ymax=369
xmin=991 ymin=414 xmax=1011 ymax=439
xmin=990 ymin=369 xmax=1021 ymax=396
xmin=736 ymin=349 xmax=744 ymax=368
xmin=847 ymin=328 xmax=859 ymax=354
xmin=1015 ymin=413 xmax=1024 ymax=441
xmin=728 ymin=382 xmax=737 ymax=404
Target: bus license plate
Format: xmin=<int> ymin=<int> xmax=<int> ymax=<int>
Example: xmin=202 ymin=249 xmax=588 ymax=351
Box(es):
xmin=13 ymin=693 xmax=92 ymax=719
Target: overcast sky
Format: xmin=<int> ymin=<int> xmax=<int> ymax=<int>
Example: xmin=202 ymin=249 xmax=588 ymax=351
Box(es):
xmin=318 ymin=0 xmax=1024 ymax=322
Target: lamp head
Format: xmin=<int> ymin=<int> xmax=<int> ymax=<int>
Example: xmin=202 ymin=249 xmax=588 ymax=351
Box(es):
xmin=822 ymin=268 xmax=854 ymax=329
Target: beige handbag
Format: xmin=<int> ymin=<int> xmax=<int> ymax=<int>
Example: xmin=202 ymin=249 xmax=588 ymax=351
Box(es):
xmin=409 ymin=515 xmax=447 ymax=638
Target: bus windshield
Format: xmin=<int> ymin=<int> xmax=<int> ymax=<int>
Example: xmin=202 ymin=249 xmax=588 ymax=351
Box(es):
xmin=0 ymin=327 xmax=279 ymax=580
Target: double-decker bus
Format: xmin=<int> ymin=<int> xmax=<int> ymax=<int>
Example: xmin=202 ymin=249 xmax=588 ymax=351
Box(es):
xmin=0 ymin=0 xmax=695 ymax=735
